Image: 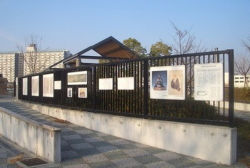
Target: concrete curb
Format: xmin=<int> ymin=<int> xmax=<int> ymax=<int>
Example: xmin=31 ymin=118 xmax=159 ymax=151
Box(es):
xmin=0 ymin=106 xmax=61 ymax=163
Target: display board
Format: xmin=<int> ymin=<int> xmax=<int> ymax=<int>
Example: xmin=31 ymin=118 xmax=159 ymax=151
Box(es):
xmin=22 ymin=77 xmax=28 ymax=96
xmin=31 ymin=76 xmax=39 ymax=96
xmin=118 ymin=77 xmax=134 ymax=90
xmin=78 ymin=87 xmax=87 ymax=98
xmin=67 ymin=88 xmax=72 ymax=97
xmin=43 ymin=73 xmax=54 ymax=97
xmin=194 ymin=63 xmax=223 ymax=101
xmin=99 ymin=78 xmax=113 ymax=90
xmin=150 ymin=65 xmax=185 ymax=100
xmin=54 ymin=81 xmax=61 ymax=90
xmin=67 ymin=71 xmax=87 ymax=85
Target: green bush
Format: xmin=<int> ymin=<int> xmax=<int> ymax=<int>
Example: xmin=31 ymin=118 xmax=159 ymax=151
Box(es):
xmin=148 ymin=98 xmax=217 ymax=120
xmin=95 ymin=90 xmax=217 ymax=120
xmin=225 ymin=87 xmax=250 ymax=103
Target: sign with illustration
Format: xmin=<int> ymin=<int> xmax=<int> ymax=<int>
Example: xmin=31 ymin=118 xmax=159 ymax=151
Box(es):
xmin=78 ymin=87 xmax=87 ymax=98
xmin=150 ymin=65 xmax=185 ymax=100
xmin=67 ymin=71 xmax=87 ymax=85
xmin=67 ymin=88 xmax=72 ymax=97
xmin=194 ymin=63 xmax=223 ymax=101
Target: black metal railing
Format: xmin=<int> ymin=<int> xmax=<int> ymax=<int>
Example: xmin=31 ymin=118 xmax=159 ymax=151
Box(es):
xmin=17 ymin=50 xmax=234 ymax=127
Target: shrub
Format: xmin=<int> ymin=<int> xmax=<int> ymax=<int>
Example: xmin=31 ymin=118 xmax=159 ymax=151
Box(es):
xmin=225 ymin=87 xmax=250 ymax=103
xmin=148 ymin=98 xmax=217 ymax=120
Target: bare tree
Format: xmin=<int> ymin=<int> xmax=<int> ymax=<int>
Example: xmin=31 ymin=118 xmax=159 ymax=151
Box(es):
xmin=234 ymin=37 xmax=250 ymax=87
xmin=16 ymin=34 xmax=49 ymax=75
xmin=242 ymin=36 xmax=250 ymax=52
xmin=170 ymin=22 xmax=205 ymax=55
xmin=235 ymin=56 xmax=250 ymax=87
xmin=169 ymin=22 xmax=208 ymax=94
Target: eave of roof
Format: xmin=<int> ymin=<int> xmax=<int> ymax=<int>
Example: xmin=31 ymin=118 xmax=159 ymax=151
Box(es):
xmin=47 ymin=36 xmax=138 ymax=69
xmin=66 ymin=36 xmax=138 ymax=62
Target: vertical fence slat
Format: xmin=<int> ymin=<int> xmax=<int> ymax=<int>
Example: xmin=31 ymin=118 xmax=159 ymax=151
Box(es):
xmin=143 ymin=59 xmax=148 ymax=117
xmin=228 ymin=49 xmax=234 ymax=127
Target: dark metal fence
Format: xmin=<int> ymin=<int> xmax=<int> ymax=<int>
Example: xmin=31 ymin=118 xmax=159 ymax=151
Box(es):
xmin=17 ymin=50 xmax=234 ymax=127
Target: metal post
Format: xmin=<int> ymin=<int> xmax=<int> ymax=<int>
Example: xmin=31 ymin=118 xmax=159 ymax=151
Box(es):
xmin=228 ymin=49 xmax=234 ymax=127
xmin=28 ymin=76 xmax=31 ymax=102
xmin=61 ymin=70 xmax=64 ymax=106
xmin=214 ymin=47 xmax=219 ymax=63
xmin=92 ymin=66 xmax=96 ymax=110
xmin=41 ymin=75 xmax=43 ymax=104
xmin=143 ymin=59 xmax=149 ymax=118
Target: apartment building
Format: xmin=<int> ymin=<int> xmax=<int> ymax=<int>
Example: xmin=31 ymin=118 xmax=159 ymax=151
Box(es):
xmin=23 ymin=44 xmax=71 ymax=75
xmin=0 ymin=44 xmax=71 ymax=82
xmin=0 ymin=52 xmax=23 ymax=83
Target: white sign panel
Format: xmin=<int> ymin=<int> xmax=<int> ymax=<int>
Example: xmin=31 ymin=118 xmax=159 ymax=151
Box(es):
xmin=43 ymin=73 xmax=54 ymax=97
xmin=23 ymin=77 xmax=28 ymax=96
xmin=32 ymin=76 xmax=39 ymax=96
xmin=150 ymin=65 xmax=185 ymax=100
xmin=54 ymin=81 xmax=61 ymax=90
xmin=67 ymin=88 xmax=72 ymax=98
xmin=194 ymin=63 xmax=223 ymax=101
xmin=118 ymin=77 xmax=134 ymax=90
xmin=99 ymin=78 xmax=113 ymax=90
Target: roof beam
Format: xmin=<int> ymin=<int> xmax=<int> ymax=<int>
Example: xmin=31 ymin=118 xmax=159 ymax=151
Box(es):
xmin=96 ymin=46 xmax=123 ymax=57
xmin=79 ymin=55 xmax=130 ymax=60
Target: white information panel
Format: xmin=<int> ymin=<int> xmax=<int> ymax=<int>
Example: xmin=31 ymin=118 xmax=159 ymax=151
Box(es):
xmin=23 ymin=77 xmax=28 ymax=96
xmin=194 ymin=63 xmax=223 ymax=101
xmin=43 ymin=73 xmax=54 ymax=97
xmin=32 ymin=76 xmax=39 ymax=96
xmin=99 ymin=78 xmax=113 ymax=90
xmin=54 ymin=81 xmax=61 ymax=90
xmin=150 ymin=65 xmax=185 ymax=100
xmin=118 ymin=77 xmax=134 ymax=90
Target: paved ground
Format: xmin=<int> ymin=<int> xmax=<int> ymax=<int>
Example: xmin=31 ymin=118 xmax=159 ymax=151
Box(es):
xmin=0 ymin=96 xmax=248 ymax=167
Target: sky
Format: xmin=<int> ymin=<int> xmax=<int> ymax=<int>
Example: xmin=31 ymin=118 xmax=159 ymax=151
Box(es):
xmin=0 ymin=0 xmax=250 ymax=57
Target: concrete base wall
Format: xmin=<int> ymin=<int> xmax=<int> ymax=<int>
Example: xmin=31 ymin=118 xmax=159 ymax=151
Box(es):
xmin=20 ymin=101 xmax=237 ymax=165
xmin=0 ymin=106 xmax=61 ymax=163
